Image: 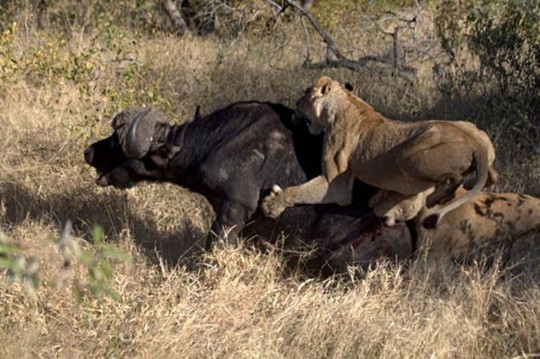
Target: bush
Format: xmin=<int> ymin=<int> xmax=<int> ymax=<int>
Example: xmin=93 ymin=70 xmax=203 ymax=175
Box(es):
xmin=182 ymin=0 xmax=279 ymax=37
xmin=436 ymin=0 xmax=540 ymax=147
xmin=0 ymin=223 xmax=130 ymax=301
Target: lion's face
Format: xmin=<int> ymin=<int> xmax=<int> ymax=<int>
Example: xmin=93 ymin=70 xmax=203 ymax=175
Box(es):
xmin=296 ymin=76 xmax=337 ymax=135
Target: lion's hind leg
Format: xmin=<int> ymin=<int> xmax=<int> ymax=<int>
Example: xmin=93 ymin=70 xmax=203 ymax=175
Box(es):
xmin=425 ymin=174 xmax=463 ymax=208
xmin=397 ymin=143 xmax=471 ymax=188
xmin=369 ymin=188 xmax=435 ymax=226
xmin=396 ymin=128 xmax=475 ymax=191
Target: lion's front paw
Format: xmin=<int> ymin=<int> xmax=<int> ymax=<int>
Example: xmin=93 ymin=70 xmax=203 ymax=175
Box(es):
xmin=261 ymin=185 xmax=288 ymax=219
xmin=271 ymin=184 xmax=283 ymax=195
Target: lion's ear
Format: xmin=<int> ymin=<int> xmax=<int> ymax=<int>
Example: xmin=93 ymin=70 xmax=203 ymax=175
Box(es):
xmin=316 ymin=76 xmax=333 ymax=95
xmin=344 ymin=82 xmax=354 ymax=91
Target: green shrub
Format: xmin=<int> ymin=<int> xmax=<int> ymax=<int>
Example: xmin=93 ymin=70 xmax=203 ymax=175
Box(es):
xmin=0 ymin=0 xmax=171 ymax=35
xmin=0 ymin=223 xmax=130 ymax=301
xmin=436 ymin=0 xmax=539 ymax=147
xmin=312 ymin=0 xmax=419 ymax=29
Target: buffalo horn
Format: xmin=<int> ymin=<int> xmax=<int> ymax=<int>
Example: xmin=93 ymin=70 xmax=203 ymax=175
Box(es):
xmin=125 ymin=107 xmax=153 ymax=159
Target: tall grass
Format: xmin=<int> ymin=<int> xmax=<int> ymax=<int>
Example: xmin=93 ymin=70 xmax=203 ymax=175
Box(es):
xmin=1 ymin=239 xmax=540 ymax=358
xmin=0 ymin=2 xmax=539 ymax=358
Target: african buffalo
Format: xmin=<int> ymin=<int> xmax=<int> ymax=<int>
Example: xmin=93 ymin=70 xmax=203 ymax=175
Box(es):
xmin=84 ymin=101 xmax=412 ymax=273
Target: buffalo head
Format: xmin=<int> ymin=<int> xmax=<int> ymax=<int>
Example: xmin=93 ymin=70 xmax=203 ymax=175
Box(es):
xmin=84 ymin=107 xmax=179 ymax=188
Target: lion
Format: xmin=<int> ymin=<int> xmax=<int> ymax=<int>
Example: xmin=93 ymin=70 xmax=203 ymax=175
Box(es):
xmin=367 ymin=120 xmax=498 ymax=226
xmin=413 ymin=187 xmax=540 ymax=266
xmin=261 ymin=76 xmax=498 ymax=228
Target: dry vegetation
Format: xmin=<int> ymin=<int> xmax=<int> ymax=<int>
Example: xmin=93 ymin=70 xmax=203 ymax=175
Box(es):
xmin=0 ymin=1 xmax=539 ymax=358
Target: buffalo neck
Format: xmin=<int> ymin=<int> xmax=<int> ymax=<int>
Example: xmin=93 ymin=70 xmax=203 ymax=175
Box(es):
xmin=156 ymin=107 xmax=254 ymax=190
xmin=166 ymin=115 xmax=226 ymax=169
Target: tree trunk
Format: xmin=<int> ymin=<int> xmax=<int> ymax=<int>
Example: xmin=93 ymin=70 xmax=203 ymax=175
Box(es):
xmin=162 ymin=0 xmax=187 ymax=36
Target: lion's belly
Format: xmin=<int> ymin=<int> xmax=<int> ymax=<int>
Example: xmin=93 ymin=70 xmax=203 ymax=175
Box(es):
xmin=352 ymin=154 xmax=434 ymax=195
xmin=348 ymin=127 xmax=442 ymax=194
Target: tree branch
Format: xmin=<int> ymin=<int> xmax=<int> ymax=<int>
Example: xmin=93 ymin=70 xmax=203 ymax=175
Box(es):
xmin=278 ymin=0 xmax=420 ymax=81
xmin=283 ymin=0 xmax=346 ymax=60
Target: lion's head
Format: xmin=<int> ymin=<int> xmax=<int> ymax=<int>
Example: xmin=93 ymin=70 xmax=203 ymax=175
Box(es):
xmin=295 ymin=76 xmax=341 ymax=135
xmin=296 ymin=76 xmax=362 ymax=135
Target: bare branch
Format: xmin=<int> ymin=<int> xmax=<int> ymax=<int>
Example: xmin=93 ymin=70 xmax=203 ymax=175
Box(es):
xmin=392 ymin=26 xmax=402 ymax=73
xmin=307 ymin=58 xmax=417 ymax=81
xmin=272 ymin=0 xmax=430 ymax=81
xmin=300 ymin=16 xmax=312 ymax=65
xmin=283 ymin=0 xmax=346 ymax=60
xmin=385 ymin=10 xmax=417 ymax=24
xmin=265 ymin=0 xmax=282 ymax=10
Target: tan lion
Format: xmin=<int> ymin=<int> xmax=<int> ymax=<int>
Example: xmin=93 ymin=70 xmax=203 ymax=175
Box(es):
xmin=368 ymin=120 xmax=497 ymax=226
xmin=367 ymin=187 xmax=436 ymax=226
xmin=261 ymin=76 xmax=498 ymax=228
xmin=351 ymin=185 xmax=540 ymax=265
xmin=414 ymin=187 xmax=540 ymax=265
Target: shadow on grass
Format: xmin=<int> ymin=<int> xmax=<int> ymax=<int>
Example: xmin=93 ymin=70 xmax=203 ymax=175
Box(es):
xmin=0 ymin=181 xmax=370 ymax=278
xmin=0 ymin=181 xmax=207 ymax=267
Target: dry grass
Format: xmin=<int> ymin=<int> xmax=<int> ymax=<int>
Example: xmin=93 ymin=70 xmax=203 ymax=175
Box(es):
xmin=1 ymin=4 xmax=540 ymax=358
xmin=2 ymin=236 xmax=540 ymax=358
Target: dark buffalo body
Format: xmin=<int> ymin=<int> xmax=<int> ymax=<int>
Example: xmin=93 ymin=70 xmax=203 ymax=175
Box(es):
xmin=84 ymin=101 xmax=411 ymax=273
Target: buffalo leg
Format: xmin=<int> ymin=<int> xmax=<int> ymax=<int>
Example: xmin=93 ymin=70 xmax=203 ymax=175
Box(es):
xmin=205 ymin=197 xmax=256 ymax=251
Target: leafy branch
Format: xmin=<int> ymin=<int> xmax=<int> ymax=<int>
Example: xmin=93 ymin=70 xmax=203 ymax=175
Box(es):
xmin=0 ymin=221 xmax=130 ymax=302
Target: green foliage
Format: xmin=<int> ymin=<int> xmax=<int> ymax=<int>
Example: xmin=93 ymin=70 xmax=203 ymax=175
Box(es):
xmin=436 ymin=0 xmax=540 ymax=146
xmin=0 ymin=223 xmax=130 ymax=302
xmin=0 ymin=22 xmax=18 ymax=84
xmin=0 ymin=231 xmax=40 ymax=298
xmin=0 ymin=32 xmax=96 ymax=88
xmin=185 ymin=0 xmax=278 ymax=37
xmin=313 ymin=0 xmax=418 ymax=29
xmin=0 ymin=16 xmax=171 ymax=146
xmin=0 ymin=0 xmax=164 ymax=34
xmin=311 ymin=0 xmax=360 ymax=29
xmin=60 ymin=223 xmax=131 ymax=301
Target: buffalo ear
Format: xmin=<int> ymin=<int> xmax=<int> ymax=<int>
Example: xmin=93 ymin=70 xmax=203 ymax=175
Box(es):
xmin=148 ymin=144 xmax=181 ymax=167
xmin=316 ymin=76 xmax=333 ymax=96
xmin=193 ymin=105 xmax=202 ymax=121
xmin=149 ymin=154 xmax=168 ymax=167
xmin=111 ymin=110 xmax=132 ymax=130
xmin=124 ymin=107 xmax=154 ymax=159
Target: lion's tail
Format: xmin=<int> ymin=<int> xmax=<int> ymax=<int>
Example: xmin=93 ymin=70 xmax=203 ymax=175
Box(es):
xmin=423 ymin=145 xmax=489 ymax=229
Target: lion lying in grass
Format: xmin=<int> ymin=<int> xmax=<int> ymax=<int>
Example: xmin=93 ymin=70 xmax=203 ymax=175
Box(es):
xmin=412 ymin=187 xmax=540 ymax=265
xmin=262 ymin=76 xmax=498 ymax=228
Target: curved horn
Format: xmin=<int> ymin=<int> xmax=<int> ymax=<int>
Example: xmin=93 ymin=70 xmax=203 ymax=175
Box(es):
xmin=125 ymin=107 xmax=153 ymax=159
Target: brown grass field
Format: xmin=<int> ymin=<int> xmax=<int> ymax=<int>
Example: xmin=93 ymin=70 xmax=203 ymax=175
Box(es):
xmin=1 ymin=2 xmax=539 ymax=358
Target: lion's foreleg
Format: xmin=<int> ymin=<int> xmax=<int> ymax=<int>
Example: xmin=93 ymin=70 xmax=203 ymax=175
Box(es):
xmin=261 ymin=172 xmax=355 ymax=218
xmin=261 ymin=176 xmax=330 ymax=218
xmin=323 ymin=170 xmax=356 ymax=206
